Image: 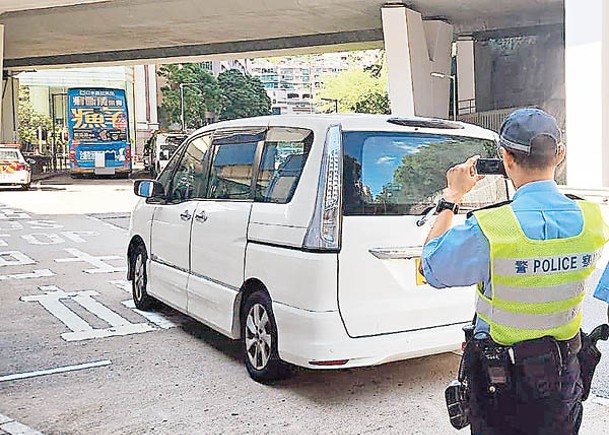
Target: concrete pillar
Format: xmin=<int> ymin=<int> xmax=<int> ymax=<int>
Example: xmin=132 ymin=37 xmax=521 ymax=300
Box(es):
xmin=0 ymin=23 xmax=18 ymax=144
xmin=0 ymin=23 xmax=6 ymax=144
xmin=1 ymin=77 xmax=19 ymax=144
xmin=456 ymin=39 xmax=476 ymax=115
xmin=565 ymin=0 xmax=609 ymax=187
xmin=381 ymin=3 xmax=453 ymax=118
xmin=133 ymin=64 xmax=159 ymax=161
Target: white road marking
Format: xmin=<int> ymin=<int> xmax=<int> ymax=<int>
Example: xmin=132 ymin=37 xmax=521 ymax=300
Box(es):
xmin=0 ymin=359 xmax=112 ymax=383
xmin=20 ymin=231 xmax=100 ymax=245
xmin=0 ymin=233 xmax=9 ymax=247
xmin=0 ymin=413 xmax=44 ymax=435
xmin=0 ymin=209 xmax=31 ymax=220
xmin=26 ymin=220 xmax=63 ymax=230
xmin=61 ymin=231 xmax=99 ymax=243
xmin=55 ymin=248 xmax=126 ymax=274
xmin=109 ymin=279 xmax=130 ymax=292
xmin=122 ymin=300 xmax=179 ymax=329
xmin=0 ymin=269 xmax=54 ymax=281
xmin=85 ymin=215 xmax=128 ymax=232
xmin=21 ymin=285 xmax=155 ymax=341
xmin=111 ymin=280 xmax=185 ymax=329
xmin=21 ymin=233 xmax=64 ymax=245
xmin=0 ymin=251 xmax=36 ymax=267
xmin=0 ymin=222 xmax=23 ymax=231
xmin=591 ymin=394 xmax=609 ymax=407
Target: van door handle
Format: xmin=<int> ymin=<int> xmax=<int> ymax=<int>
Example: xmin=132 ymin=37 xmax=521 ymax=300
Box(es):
xmin=195 ymin=211 xmax=208 ymax=223
xmin=180 ymin=210 xmax=192 ymax=221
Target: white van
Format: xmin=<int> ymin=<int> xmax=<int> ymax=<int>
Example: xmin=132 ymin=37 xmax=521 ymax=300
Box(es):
xmin=127 ymin=114 xmax=507 ymax=382
xmin=143 ymin=131 xmax=187 ymax=177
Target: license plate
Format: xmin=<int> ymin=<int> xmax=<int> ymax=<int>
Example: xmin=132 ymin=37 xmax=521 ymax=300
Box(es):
xmin=415 ymin=258 xmax=427 ymax=286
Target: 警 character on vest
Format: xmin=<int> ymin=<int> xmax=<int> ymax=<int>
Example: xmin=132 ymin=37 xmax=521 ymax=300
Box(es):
xmin=422 ymin=108 xmax=609 ymax=434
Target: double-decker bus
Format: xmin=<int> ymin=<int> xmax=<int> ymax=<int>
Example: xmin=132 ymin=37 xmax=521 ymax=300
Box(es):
xmin=67 ymin=88 xmax=132 ymax=177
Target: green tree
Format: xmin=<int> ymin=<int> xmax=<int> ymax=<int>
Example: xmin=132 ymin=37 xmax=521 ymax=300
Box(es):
xmin=316 ymin=66 xmax=390 ymax=114
xmin=158 ymin=63 xmax=222 ymax=129
xmin=217 ymin=70 xmax=271 ymax=121
xmin=376 ymin=138 xmax=497 ymax=210
xmin=18 ymin=86 xmax=53 ymax=151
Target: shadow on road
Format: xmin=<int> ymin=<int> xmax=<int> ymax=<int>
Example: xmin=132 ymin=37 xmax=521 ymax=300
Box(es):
xmin=168 ymin=298 xmax=460 ymax=405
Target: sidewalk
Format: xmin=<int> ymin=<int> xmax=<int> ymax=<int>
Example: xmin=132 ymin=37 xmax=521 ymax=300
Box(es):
xmin=31 ymin=171 xmax=67 ymax=182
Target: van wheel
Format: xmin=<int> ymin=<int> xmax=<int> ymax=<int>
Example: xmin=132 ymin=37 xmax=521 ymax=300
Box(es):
xmin=131 ymin=245 xmax=155 ymax=310
xmin=21 ymin=183 xmax=30 ymax=191
xmin=242 ymin=291 xmax=290 ymax=383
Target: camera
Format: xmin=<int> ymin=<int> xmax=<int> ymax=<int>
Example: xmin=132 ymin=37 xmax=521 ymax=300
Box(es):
xmin=475 ymin=158 xmax=506 ymax=176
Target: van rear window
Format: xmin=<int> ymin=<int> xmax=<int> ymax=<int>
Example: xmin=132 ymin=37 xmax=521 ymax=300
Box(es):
xmin=343 ymin=131 xmax=508 ymax=216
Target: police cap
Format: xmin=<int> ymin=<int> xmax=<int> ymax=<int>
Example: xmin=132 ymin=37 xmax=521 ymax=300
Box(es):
xmin=498 ymin=108 xmax=561 ymax=155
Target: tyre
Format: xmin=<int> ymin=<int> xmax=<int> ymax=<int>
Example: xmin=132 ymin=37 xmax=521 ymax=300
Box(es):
xmin=21 ymin=183 xmax=30 ymax=191
xmin=242 ymin=291 xmax=291 ymax=383
xmin=131 ymin=244 xmax=155 ymax=310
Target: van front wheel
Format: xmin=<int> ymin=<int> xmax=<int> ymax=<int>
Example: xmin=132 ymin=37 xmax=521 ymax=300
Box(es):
xmin=131 ymin=245 xmax=155 ymax=310
xmin=242 ymin=291 xmax=290 ymax=383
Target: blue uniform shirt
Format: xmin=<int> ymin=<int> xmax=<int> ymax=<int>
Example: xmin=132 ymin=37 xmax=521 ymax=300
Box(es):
xmin=594 ymin=264 xmax=609 ymax=303
xmin=422 ymin=180 xmax=597 ymax=331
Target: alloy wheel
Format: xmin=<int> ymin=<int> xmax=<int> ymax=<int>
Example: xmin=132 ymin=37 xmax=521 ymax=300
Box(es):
xmin=134 ymin=254 xmax=145 ymax=301
xmin=245 ymin=303 xmax=272 ymax=370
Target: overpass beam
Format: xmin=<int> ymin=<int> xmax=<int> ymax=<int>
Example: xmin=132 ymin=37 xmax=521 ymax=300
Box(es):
xmin=381 ymin=4 xmax=453 ymax=118
xmin=565 ymin=0 xmax=609 ymax=187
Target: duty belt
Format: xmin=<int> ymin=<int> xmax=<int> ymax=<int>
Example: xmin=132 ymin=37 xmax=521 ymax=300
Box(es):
xmin=475 ymin=333 xmax=582 ymax=365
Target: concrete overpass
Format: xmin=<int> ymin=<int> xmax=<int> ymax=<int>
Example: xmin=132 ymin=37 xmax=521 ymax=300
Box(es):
xmin=0 ymin=0 xmax=607 ymax=188
xmin=0 ymin=1 xmax=561 ymax=68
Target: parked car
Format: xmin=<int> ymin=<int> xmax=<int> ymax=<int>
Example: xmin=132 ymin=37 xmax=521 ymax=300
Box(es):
xmin=0 ymin=145 xmax=32 ymax=190
xmin=127 ymin=114 xmax=507 ymax=383
xmin=143 ymin=131 xmax=187 ymax=177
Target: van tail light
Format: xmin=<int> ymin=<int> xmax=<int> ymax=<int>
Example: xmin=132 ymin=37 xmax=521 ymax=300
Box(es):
xmin=303 ymin=124 xmax=342 ymax=252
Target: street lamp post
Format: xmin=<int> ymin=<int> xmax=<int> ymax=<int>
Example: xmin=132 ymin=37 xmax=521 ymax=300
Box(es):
xmin=320 ymin=97 xmax=339 ymax=113
xmin=179 ymin=82 xmax=204 ymax=131
xmin=431 ymin=72 xmax=457 ymax=121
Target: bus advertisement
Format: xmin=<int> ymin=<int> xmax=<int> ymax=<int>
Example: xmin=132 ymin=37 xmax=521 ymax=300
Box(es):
xmin=67 ymin=88 xmax=132 ymax=177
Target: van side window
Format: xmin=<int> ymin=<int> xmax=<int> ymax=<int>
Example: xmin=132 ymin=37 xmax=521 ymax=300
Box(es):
xmin=207 ymin=129 xmax=264 ymax=200
xmin=166 ymin=133 xmax=212 ymax=202
xmin=156 ymin=142 xmax=185 ymax=188
xmin=256 ymin=127 xmax=313 ymax=203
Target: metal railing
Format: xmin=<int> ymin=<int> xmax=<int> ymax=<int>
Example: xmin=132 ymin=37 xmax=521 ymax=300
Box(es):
xmin=457 ymin=98 xmax=476 ymax=116
xmin=458 ymin=107 xmax=517 ymax=132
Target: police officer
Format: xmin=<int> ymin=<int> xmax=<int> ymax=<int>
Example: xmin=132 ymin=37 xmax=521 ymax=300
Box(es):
xmin=422 ymin=108 xmax=609 ymax=434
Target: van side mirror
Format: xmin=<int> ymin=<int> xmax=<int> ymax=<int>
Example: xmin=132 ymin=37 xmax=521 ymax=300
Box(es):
xmin=160 ymin=150 xmax=170 ymax=161
xmin=134 ymin=180 xmax=164 ymax=198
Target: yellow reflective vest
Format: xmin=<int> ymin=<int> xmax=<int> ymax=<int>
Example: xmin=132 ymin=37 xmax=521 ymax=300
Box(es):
xmin=473 ymin=200 xmax=609 ymax=346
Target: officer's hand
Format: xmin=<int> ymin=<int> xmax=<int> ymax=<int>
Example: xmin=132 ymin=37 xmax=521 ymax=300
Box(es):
xmin=445 ymin=155 xmax=484 ymax=203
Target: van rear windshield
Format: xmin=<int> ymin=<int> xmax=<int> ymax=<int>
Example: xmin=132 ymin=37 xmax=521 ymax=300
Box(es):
xmin=343 ymin=131 xmax=508 ymax=216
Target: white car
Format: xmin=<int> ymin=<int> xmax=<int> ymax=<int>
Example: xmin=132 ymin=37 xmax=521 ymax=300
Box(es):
xmin=127 ymin=114 xmax=507 ymax=382
xmin=0 ymin=146 xmax=32 ymax=190
xmin=144 ymin=131 xmax=187 ymax=177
